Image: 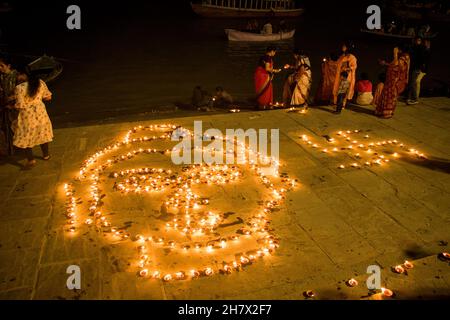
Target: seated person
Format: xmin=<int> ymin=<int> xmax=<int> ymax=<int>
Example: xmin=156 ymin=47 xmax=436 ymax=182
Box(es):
xmin=406 ymin=26 xmax=416 ymax=37
xmin=279 ymin=20 xmax=288 ymax=33
xmin=355 ymin=72 xmax=374 ymax=105
xmin=192 ymin=86 xmax=213 ymax=110
xmin=261 ymin=21 xmax=273 ymax=35
xmin=214 ymin=86 xmax=233 ymax=108
xmin=245 ymin=19 xmax=259 ymax=33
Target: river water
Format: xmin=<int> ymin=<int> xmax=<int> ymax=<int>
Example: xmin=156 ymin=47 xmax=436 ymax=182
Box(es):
xmin=1 ymin=1 xmax=449 ymax=127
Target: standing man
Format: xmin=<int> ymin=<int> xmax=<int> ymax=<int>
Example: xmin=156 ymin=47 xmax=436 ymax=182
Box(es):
xmin=407 ymin=37 xmax=429 ymax=105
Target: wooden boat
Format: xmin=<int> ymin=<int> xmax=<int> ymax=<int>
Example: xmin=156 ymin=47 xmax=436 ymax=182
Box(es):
xmin=191 ymin=0 xmax=304 ymax=18
xmin=360 ymin=29 xmax=437 ymax=40
xmin=225 ymin=28 xmax=295 ymax=41
xmin=27 ymin=55 xmax=63 ymax=83
xmin=0 ymin=2 xmax=12 ymax=13
xmin=360 ymin=29 xmax=415 ymax=39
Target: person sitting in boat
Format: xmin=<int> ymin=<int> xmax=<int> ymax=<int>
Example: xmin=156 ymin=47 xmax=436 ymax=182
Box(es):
xmin=279 ymin=20 xmax=289 ymax=33
xmin=386 ymin=21 xmax=397 ymax=34
xmin=418 ymin=24 xmax=434 ymax=39
xmin=406 ymin=26 xmax=416 ymax=37
xmin=213 ymin=86 xmax=233 ymax=108
xmin=245 ymin=19 xmax=259 ymax=33
xmin=261 ymin=21 xmax=273 ymax=35
xmin=355 ymin=72 xmax=374 ymax=106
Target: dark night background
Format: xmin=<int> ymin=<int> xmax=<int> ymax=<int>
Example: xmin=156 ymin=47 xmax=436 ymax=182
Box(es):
xmin=1 ymin=0 xmax=448 ymax=126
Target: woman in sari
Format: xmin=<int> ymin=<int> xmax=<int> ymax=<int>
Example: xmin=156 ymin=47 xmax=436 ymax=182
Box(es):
xmin=333 ymin=42 xmax=357 ymax=107
xmin=315 ymin=52 xmax=338 ymax=105
xmin=290 ymin=64 xmax=312 ymax=108
xmin=254 ymin=46 xmax=281 ymax=109
xmin=282 ymin=49 xmax=311 ymax=106
xmin=375 ymin=47 xmax=410 ymax=119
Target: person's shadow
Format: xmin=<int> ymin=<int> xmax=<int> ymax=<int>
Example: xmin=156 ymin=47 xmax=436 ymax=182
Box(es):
xmin=400 ymin=155 xmax=450 ymax=175
xmin=0 ymin=150 xmax=31 ymax=170
xmin=345 ymin=103 xmax=376 ymax=116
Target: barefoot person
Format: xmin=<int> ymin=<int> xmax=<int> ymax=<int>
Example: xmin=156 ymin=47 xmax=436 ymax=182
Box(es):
xmin=375 ymin=46 xmax=410 ymax=119
xmin=254 ymin=46 xmax=281 ymax=110
xmin=315 ymin=52 xmax=339 ymax=105
xmin=282 ymin=49 xmax=311 ymax=106
xmin=290 ymin=63 xmax=312 ymax=109
xmin=333 ymin=42 xmax=357 ymax=107
xmin=12 ymin=71 xmax=53 ymax=167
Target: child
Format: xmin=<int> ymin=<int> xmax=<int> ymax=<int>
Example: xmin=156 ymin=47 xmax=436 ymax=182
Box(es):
xmin=334 ymin=71 xmax=349 ymax=114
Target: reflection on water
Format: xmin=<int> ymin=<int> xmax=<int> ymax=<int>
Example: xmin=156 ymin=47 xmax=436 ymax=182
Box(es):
xmin=2 ymin=4 xmax=449 ymax=125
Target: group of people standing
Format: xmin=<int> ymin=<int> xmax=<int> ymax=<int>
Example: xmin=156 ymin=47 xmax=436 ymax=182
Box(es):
xmin=0 ymin=58 xmax=54 ymax=168
xmin=253 ymin=36 xmax=430 ymax=119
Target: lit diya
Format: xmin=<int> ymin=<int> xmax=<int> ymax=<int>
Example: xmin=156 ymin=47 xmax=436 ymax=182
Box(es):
xmin=381 ymin=287 xmax=394 ymax=297
xmin=346 ymin=278 xmax=358 ymax=287
xmin=303 ymin=290 xmax=316 ymax=298
xmin=403 ymin=260 xmax=414 ymax=269
xmin=439 ymin=252 xmax=450 ymax=261
xmin=139 ymin=269 xmax=149 ymax=277
xmin=392 ymin=265 xmax=405 ymax=274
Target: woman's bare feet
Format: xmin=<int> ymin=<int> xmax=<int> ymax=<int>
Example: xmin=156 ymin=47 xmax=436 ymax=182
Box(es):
xmin=25 ymin=159 xmax=37 ymax=168
xmin=43 ymin=155 xmax=51 ymax=161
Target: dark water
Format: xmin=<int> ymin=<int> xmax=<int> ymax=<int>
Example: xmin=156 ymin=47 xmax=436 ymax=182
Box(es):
xmin=1 ymin=1 xmax=449 ymax=127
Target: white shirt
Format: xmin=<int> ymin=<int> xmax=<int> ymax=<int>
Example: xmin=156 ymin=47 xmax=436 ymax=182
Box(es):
xmin=262 ymin=23 xmax=273 ymax=35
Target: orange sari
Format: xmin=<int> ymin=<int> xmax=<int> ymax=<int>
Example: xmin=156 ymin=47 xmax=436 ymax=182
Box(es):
xmin=315 ymin=59 xmax=338 ymax=104
xmin=333 ymin=53 xmax=357 ymax=104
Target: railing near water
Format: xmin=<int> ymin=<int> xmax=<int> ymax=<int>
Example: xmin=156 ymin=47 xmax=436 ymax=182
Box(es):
xmin=201 ymin=0 xmax=297 ymax=10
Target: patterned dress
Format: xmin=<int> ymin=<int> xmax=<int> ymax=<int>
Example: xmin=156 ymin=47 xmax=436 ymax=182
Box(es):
xmin=12 ymin=80 xmax=53 ymax=148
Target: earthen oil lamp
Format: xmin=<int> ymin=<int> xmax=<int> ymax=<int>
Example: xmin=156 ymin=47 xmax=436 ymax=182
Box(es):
xmin=439 ymin=252 xmax=450 ymax=261
xmin=393 ymin=265 xmax=405 ymax=274
xmin=303 ymin=290 xmax=316 ymax=298
xmin=381 ymin=287 xmax=394 ymax=298
xmin=346 ymin=278 xmax=358 ymax=287
xmin=403 ymin=260 xmax=414 ymax=269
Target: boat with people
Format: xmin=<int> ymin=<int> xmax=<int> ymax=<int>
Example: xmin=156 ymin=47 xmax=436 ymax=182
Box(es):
xmin=191 ymin=0 xmax=304 ymax=18
xmin=389 ymin=1 xmax=450 ymax=22
xmin=360 ymin=28 xmax=437 ymax=40
xmin=0 ymin=2 xmax=13 ymax=13
xmin=225 ymin=28 xmax=295 ymax=41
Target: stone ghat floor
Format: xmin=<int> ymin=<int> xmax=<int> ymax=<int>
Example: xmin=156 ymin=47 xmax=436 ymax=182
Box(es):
xmin=0 ymin=98 xmax=449 ymax=300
